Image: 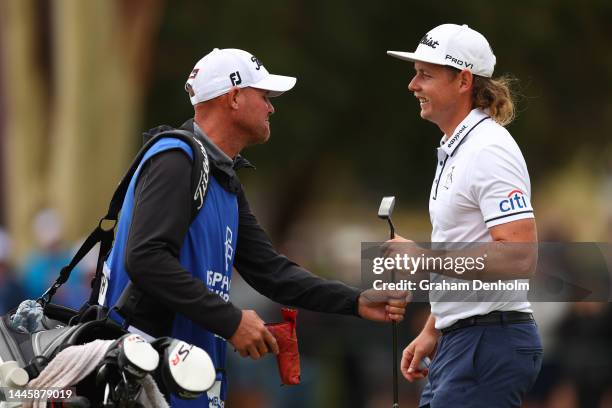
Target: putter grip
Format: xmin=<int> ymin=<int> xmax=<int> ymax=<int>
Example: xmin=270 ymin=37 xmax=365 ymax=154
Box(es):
xmin=266 ymin=308 xmax=301 ymax=385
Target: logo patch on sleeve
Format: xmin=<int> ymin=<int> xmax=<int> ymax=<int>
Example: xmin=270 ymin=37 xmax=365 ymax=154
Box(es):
xmin=499 ymin=189 xmax=528 ymax=212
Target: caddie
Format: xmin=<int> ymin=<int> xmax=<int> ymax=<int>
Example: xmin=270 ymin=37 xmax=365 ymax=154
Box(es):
xmin=102 ymin=48 xmax=408 ymax=408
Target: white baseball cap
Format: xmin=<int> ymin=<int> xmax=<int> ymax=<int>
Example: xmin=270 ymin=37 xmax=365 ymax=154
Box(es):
xmin=185 ymin=48 xmax=297 ymax=105
xmin=387 ymin=24 xmax=496 ymax=78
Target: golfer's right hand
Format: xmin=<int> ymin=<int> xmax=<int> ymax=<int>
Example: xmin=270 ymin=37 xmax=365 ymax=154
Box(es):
xmin=229 ymin=310 xmax=279 ymax=360
xmin=401 ymin=332 xmax=438 ymax=382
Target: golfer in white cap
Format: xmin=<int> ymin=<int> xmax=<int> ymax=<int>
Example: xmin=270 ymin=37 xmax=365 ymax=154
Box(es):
xmin=103 ymin=48 xmax=408 ymax=408
xmin=387 ymin=24 xmax=542 ymax=407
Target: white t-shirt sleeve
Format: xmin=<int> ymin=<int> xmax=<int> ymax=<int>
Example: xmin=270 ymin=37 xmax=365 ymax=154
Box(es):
xmin=469 ymin=143 xmax=535 ymax=228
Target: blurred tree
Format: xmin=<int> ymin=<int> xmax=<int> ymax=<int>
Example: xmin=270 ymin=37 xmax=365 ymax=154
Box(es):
xmin=0 ymin=0 xmax=164 ymax=258
xmin=2 ymin=0 xmax=611 ymax=254
xmin=143 ymin=0 xmax=612 ymax=246
xmin=1 ymin=0 xmax=49 ymax=259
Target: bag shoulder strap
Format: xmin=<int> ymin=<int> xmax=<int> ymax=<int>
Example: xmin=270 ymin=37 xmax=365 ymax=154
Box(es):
xmin=38 ymin=128 xmax=210 ymax=309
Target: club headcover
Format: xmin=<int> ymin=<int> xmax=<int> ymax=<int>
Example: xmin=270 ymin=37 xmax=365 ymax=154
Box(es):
xmin=150 ymin=337 xmax=216 ymax=399
xmin=266 ymin=308 xmax=301 ymax=385
xmin=117 ymin=334 xmax=160 ymax=378
xmin=97 ymin=333 xmax=159 ymax=385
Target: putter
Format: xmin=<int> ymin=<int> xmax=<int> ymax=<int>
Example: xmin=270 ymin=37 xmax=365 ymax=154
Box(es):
xmin=378 ymin=196 xmax=399 ymax=408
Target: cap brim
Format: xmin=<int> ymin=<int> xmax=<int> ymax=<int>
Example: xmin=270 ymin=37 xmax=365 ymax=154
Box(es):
xmin=251 ymin=74 xmax=296 ymax=97
xmin=386 ymin=51 xmax=443 ymax=66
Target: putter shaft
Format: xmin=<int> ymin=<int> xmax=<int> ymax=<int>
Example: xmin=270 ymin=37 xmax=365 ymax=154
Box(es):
xmin=390 ymin=224 xmax=399 ymax=407
xmin=379 ymin=196 xmax=400 ymax=407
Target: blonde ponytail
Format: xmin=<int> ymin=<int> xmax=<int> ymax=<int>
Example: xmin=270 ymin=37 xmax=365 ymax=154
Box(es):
xmin=472 ymin=75 xmax=517 ymax=126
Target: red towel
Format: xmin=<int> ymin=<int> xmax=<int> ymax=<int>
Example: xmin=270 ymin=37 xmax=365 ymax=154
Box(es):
xmin=266 ymin=308 xmax=300 ymax=385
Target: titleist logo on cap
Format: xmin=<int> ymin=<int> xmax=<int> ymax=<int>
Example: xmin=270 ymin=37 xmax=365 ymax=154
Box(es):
xmin=420 ymin=34 xmax=439 ymax=49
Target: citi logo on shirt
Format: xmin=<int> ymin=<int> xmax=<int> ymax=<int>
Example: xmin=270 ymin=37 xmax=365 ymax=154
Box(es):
xmin=499 ymin=189 xmax=528 ymax=212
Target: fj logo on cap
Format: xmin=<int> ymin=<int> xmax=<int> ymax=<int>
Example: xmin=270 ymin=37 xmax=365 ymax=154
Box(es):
xmin=420 ymin=34 xmax=439 ymax=49
xmin=229 ymin=71 xmax=242 ymax=86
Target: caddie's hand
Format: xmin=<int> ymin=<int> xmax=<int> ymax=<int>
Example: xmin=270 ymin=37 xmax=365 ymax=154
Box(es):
xmin=401 ymin=331 xmax=438 ymax=382
xmin=228 ymin=310 xmax=279 ymax=360
xmin=357 ymin=288 xmax=410 ymax=323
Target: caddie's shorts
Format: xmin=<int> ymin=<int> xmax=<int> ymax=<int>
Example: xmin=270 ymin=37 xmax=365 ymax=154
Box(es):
xmin=419 ymin=322 xmax=543 ymax=408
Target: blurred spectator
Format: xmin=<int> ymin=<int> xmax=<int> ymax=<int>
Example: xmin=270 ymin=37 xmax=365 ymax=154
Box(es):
xmin=21 ymin=209 xmax=86 ymax=309
xmin=0 ymin=228 xmax=26 ymax=314
xmin=552 ymin=302 xmax=612 ymax=407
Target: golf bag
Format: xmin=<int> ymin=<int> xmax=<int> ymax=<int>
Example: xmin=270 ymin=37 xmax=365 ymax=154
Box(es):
xmin=0 ymin=124 xmax=209 ymax=404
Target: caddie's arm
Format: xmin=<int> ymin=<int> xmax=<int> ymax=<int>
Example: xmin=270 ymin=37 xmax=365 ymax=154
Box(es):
xmin=233 ymin=187 xmax=409 ymax=322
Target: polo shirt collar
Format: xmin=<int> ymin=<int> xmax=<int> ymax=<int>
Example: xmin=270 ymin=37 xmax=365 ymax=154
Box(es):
xmin=439 ymin=109 xmax=489 ymax=157
xmin=193 ymin=122 xmax=233 ymax=166
xmin=190 ymin=121 xmax=255 ymax=171
xmin=187 ymin=120 xmax=253 ymax=193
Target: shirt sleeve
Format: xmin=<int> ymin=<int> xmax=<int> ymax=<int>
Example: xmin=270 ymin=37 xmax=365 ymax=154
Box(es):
xmin=469 ymin=143 xmax=535 ymax=228
xmin=233 ymin=187 xmax=362 ymax=316
xmin=125 ymin=149 xmax=243 ymax=339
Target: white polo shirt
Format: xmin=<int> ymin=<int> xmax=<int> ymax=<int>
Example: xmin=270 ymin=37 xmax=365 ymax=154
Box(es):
xmin=428 ymin=108 xmax=534 ymax=329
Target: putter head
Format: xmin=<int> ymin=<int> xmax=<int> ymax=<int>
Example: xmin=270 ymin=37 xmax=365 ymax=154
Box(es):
xmin=378 ymin=196 xmax=396 ymax=219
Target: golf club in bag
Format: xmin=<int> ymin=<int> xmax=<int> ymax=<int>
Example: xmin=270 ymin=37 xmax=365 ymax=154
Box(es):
xmin=150 ymin=337 xmax=216 ymax=400
xmin=378 ymin=196 xmax=399 ymax=408
xmin=96 ymin=334 xmax=160 ymax=407
xmin=95 ymin=334 xmax=216 ymax=407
